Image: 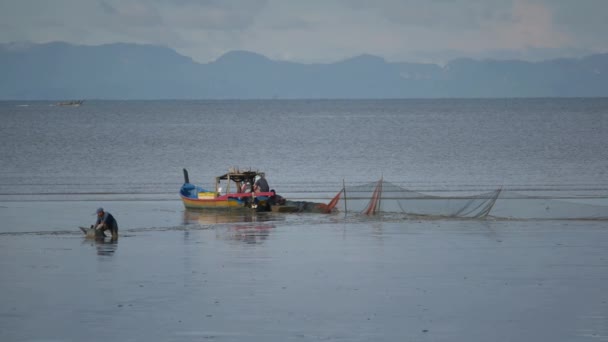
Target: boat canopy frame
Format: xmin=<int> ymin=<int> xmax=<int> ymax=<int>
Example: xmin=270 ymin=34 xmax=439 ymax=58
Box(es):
xmin=215 ymin=170 xmax=265 ymax=194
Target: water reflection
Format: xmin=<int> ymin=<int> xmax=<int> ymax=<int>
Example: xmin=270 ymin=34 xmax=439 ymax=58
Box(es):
xmin=182 ymin=209 xmax=282 ymax=226
xmin=182 ymin=209 xmax=277 ymax=244
xmin=226 ymin=223 xmax=274 ymax=245
xmin=82 ymin=237 xmax=118 ymax=256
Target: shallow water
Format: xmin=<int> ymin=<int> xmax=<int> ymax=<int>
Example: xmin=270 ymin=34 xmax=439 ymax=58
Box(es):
xmin=1 ymin=215 xmax=607 ymax=342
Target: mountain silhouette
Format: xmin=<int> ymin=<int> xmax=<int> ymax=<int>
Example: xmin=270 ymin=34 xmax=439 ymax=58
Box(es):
xmin=1 ymin=42 xmax=607 ymax=99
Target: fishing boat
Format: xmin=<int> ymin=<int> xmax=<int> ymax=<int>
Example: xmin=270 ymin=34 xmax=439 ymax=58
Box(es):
xmin=56 ymin=100 xmax=84 ymax=107
xmin=180 ymin=168 xmax=275 ymax=211
xmin=180 ymin=168 xmax=342 ymax=213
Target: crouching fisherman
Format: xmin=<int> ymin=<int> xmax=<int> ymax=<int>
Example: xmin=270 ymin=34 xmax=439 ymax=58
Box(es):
xmin=93 ymin=207 xmax=118 ymax=240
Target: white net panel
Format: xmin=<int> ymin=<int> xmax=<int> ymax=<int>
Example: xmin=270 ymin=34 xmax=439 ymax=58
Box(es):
xmin=333 ymin=179 xmax=608 ymax=220
xmin=491 ymin=190 xmax=608 ymax=220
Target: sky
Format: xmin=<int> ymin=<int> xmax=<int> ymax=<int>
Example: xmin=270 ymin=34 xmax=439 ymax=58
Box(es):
xmin=1 ymin=0 xmax=607 ymax=64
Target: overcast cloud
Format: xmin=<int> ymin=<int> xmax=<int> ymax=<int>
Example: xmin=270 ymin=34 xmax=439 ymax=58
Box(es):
xmin=0 ymin=0 xmax=606 ymax=63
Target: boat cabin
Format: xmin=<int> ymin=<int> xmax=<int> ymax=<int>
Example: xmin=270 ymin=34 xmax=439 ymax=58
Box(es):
xmin=215 ymin=170 xmax=265 ymax=195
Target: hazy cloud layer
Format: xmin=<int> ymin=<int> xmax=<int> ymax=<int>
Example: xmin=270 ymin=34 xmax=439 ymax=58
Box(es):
xmin=0 ymin=0 xmax=606 ymax=63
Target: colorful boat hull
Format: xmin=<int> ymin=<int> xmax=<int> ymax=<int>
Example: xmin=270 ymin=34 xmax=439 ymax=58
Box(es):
xmin=180 ymin=182 xmax=273 ymax=211
xmin=181 ymin=194 xmax=257 ymax=209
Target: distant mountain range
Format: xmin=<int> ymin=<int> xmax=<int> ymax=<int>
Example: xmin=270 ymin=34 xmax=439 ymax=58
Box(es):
xmin=1 ymin=41 xmax=607 ymax=99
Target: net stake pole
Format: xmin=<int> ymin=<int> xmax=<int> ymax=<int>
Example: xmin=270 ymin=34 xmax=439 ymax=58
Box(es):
xmin=343 ymin=179 xmax=347 ymax=217
xmin=378 ymin=176 xmax=383 ymax=215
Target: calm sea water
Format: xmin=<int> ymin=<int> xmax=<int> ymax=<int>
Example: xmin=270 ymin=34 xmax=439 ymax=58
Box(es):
xmin=1 ymin=99 xmax=608 ymax=341
xmin=1 ymin=98 xmax=607 ymax=197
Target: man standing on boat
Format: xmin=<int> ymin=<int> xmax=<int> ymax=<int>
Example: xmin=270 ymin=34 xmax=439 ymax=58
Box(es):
xmin=253 ymin=174 xmax=269 ymax=193
xmin=92 ymin=207 xmax=119 ymax=240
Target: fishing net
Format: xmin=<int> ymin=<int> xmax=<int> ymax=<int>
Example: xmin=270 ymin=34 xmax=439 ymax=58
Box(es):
xmin=331 ymin=179 xmax=608 ymax=220
xmin=490 ymin=190 xmax=608 ymax=220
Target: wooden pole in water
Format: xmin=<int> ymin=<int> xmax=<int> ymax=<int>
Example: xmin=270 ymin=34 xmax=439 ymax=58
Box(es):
xmin=343 ymin=178 xmax=347 ymax=216
xmin=378 ymin=176 xmax=383 ymax=215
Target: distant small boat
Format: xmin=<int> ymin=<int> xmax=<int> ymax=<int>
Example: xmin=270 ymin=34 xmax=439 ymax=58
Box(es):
xmin=56 ymin=100 xmax=84 ymax=107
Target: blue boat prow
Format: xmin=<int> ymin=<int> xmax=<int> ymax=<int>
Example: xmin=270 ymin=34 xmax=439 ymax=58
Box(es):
xmin=180 ymin=183 xmax=209 ymax=199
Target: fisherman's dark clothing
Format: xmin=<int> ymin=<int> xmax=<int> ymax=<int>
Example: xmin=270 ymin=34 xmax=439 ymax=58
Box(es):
xmin=95 ymin=212 xmax=118 ymax=238
xmin=254 ymin=177 xmax=270 ymax=192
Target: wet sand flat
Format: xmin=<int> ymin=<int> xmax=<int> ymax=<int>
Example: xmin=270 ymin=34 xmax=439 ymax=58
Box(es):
xmin=1 ymin=203 xmax=608 ymax=341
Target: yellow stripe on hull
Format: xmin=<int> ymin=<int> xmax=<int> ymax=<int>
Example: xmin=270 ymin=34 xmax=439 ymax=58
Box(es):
xmin=181 ymin=196 xmax=243 ymax=209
